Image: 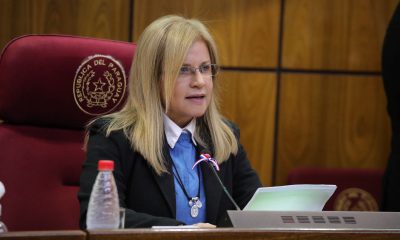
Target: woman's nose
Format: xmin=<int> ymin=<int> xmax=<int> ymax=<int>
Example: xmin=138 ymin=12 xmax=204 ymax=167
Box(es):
xmin=191 ymin=71 xmax=206 ymax=87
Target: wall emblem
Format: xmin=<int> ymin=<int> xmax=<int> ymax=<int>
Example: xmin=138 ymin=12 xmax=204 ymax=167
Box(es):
xmin=333 ymin=187 xmax=378 ymax=211
xmin=73 ymin=54 xmax=127 ymax=116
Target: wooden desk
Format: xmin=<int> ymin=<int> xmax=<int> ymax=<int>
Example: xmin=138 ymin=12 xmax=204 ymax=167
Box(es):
xmin=0 ymin=230 xmax=86 ymax=240
xmin=87 ymin=228 xmax=400 ymax=240
xmin=1 ymin=228 xmax=400 ymax=240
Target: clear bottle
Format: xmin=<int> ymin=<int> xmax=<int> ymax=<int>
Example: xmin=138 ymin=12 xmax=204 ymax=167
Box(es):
xmin=0 ymin=181 xmax=7 ymax=233
xmin=86 ymin=160 xmax=120 ymax=229
xmin=0 ymin=205 xmax=7 ymax=233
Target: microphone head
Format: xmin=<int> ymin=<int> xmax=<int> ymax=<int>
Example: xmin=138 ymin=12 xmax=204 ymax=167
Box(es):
xmin=199 ymin=147 xmax=211 ymax=155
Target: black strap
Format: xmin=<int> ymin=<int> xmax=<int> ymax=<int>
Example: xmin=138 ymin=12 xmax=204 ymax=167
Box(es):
xmin=170 ymin=159 xmax=201 ymax=201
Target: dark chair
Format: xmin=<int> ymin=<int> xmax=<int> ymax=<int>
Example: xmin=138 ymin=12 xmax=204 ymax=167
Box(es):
xmin=0 ymin=34 xmax=135 ymax=231
xmin=287 ymin=168 xmax=384 ymax=211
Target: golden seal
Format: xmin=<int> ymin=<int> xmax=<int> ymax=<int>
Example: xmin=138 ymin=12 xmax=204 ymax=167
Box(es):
xmin=73 ymin=54 xmax=127 ymax=115
xmin=333 ymin=187 xmax=378 ymax=211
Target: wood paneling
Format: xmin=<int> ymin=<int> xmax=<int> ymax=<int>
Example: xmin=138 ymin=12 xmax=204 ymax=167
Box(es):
xmin=276 ymin=74 xmax=390 ymax=185
xmin=0 ymin=0 xmax=130 ymax=52
xmin=0 ymin=0 xmax=31 ymax=49
xmin=0 ymin=230 xmax=86 ymax=240
xmin=219 ymin=71 xmax=277 ymax=186
xmin=86 ymin=228 xmax=400 ymax=240
xmin=282 ymin=0 xmax=399 ymax=71
xmin=133 ymin=0 xmax=280 ymax=68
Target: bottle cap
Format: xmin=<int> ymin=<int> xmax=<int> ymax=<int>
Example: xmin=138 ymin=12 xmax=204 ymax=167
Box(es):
xmin=98 ymin=160 xmax=114 ymax=171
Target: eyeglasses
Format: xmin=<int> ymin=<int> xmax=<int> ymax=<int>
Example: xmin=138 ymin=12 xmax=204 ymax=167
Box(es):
xmin=178 ymin=64 xmax=219 ymax=78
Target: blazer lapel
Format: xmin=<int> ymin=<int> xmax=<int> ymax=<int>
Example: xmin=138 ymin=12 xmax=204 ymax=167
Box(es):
xmin=151 ymin=143 xmax=176 ymax=217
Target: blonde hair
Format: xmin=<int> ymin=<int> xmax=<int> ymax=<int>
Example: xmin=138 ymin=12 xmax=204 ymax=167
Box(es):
xmin=89 ymin=15 xmax=238 ymax=175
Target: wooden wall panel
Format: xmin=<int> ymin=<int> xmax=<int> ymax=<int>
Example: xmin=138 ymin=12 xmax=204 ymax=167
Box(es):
xmin=276 ymin=74 xmax=390 ymax=185
xmin=282 ymin=0 xmax=399 ymax=71
xmin=219 ymin=71 xmax=277 ymax=186
xmin=133 ymin=0 xmax=280 ymax=68
xmin=0 ymin=0 xmax=31 ymax=49
xmin=31 ymin=0 xmax=130 ymax=39
xmin=0 ymin=0 xmax=130 ymax=52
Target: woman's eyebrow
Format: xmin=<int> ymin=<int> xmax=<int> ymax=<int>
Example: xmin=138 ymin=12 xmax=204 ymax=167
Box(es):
xmin=181 ymin=61 xmax=211 ymax=66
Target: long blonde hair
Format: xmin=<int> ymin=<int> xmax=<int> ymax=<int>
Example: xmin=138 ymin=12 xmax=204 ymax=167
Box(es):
xmin=90 ymin=15 xmax=238 ymax=175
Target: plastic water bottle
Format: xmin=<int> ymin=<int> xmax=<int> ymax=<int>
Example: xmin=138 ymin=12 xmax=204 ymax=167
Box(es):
xmin=86 ymin=160 xmax=120 ymax=229
xmin=0 ymin=181 xmax=7 ymax=233
xmin=0 ymin=205 xmax=7 ymax=233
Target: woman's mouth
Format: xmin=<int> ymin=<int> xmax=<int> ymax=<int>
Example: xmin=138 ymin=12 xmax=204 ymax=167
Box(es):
xmin=186 ymin=94 xmax=206 ymax=104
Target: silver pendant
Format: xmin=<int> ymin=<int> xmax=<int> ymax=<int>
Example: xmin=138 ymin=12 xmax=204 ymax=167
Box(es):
xmin=189 ymin=197 xmax=202 ymax=218
xmin=191 ymin=205 xmax=199 ymax=218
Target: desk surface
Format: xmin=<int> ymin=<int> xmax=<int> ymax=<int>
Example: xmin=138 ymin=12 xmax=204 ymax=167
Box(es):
xmin=0 ymin=230 xmax=85 ymax=240
xmin=89 ymin=228 xmax=400 ymax=240
xmin=1 ymin=228 xmax=400 ymax=240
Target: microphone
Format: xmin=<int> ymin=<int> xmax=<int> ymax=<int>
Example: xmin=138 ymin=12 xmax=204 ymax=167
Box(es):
xmin=197 ymin=149 xmax=241 ymax=211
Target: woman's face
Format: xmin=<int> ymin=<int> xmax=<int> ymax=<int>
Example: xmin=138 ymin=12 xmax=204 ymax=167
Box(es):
xmin=166 ymin=40 xmax=214 ymax=127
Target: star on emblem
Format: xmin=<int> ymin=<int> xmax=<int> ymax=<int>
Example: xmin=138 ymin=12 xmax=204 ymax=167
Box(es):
xmin=93 ymin=78 xmax=106 ymax=92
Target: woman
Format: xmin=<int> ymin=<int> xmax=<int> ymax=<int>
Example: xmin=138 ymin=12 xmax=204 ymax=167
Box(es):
xmin=78 ymin=15 xmax=262 ymax=228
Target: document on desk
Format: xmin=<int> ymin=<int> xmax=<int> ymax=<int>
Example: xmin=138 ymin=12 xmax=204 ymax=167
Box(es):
xmin=152 ymin=225 xmax=200 ymax=229
xmin=243 ymin=184 xmax=337 ymax=211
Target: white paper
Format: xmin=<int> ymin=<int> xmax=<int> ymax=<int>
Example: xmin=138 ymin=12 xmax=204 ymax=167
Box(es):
xmin=152 ymin=225 xmax=200 ymax=229
xmin=243 ymin=184 xmax=337 ymax=211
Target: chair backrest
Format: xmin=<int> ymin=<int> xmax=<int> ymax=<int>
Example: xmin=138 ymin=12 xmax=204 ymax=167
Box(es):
xmin=0 ymin=35 xmax=136 ymax=231
xmin=287 ymin=168 xmax=384 ymax=211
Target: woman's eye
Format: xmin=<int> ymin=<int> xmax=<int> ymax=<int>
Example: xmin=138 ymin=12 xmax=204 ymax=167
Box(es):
xmin=180 ymin=66 xmax=191 ymax=74
xmin=200 ymin=65 xmax=211 ymax=73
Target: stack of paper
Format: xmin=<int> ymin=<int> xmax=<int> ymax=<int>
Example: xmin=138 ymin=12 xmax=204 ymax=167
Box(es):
xmin=243 ymin=184 xmax=337 ymax=211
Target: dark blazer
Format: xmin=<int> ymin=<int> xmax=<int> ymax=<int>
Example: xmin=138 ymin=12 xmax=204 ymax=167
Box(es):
xmin=78 ymin=119 xmax=262 ymax=228
xmin=382 ymin=3 xmax=400 ymax=211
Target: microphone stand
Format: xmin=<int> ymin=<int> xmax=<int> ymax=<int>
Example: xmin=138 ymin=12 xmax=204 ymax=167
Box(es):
xmin=206 ymin=161 xmax=241 ymax=211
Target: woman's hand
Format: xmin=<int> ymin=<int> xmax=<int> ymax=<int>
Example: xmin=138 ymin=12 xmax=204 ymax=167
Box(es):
xmin=192 ymin=223 xmax=216 ymax=228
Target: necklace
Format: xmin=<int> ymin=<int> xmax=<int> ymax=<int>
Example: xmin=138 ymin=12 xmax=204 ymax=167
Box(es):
xmin=171 ymin=160 xmax=202 ymax=218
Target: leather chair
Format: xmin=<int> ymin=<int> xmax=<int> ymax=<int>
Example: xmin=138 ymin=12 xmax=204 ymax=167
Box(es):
xmin=287 ymin=168 xmax=384 ymax=211
xmin=0 ymin=35 xmax=136 ymax=231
